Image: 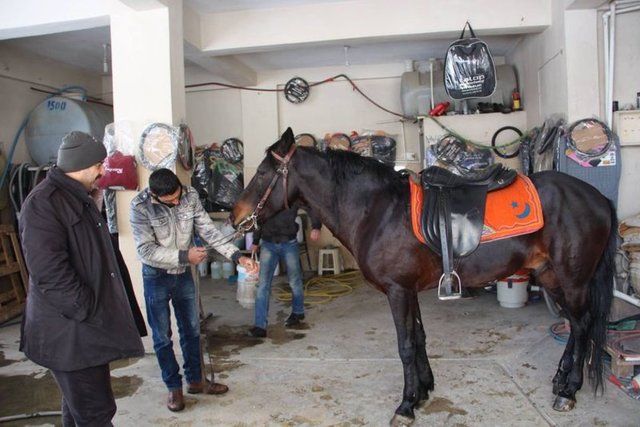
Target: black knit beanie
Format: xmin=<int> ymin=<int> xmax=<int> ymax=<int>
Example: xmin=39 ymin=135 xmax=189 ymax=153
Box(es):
xmin=56 ymin=131 xmax=107 ymax=172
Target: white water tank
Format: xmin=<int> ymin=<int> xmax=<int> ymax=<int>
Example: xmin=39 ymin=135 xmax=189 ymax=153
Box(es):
xmin=24 ymin=96 xmax=113 ymax=166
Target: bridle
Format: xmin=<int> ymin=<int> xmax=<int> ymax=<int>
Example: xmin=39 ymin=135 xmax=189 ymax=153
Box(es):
xmin=235 ymin=143 xmax=297 ymax=233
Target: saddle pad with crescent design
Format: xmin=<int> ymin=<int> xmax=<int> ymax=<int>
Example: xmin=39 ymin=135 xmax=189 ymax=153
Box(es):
xmin=410 ymin=174 xmax=543 ymax=244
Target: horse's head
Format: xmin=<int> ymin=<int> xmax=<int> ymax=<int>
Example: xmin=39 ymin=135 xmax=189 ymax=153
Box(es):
xmin=230 ymin=127 xmax=299 ymax=230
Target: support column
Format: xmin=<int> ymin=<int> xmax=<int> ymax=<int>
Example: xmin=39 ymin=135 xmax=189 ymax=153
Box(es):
xmin=564 ymin=9 xmax=601 ymax=122
xmin=109 ymin=0 xmax=186 ymax=348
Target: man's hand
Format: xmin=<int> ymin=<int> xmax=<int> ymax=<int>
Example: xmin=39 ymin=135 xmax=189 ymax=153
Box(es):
xmin=238 ymin=256 xmax=259 ymax=274
xmin=310 ymin=229 xmax=321 ymax=241
xmin=188 ymin=247 xmax=208 ymax=265
xmin=250 ymin=244 xmax=259 ymax=255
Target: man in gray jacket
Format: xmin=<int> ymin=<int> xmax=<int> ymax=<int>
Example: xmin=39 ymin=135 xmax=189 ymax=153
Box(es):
xmin=130 ymin=168 xmax=258 ymax=412
xmin=19 ymin=131 xmax=145 ymax=426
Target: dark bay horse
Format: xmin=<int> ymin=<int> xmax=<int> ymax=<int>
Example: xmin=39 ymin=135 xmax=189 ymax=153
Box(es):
xmin=231 ymin=127 xmax=616 ymax=426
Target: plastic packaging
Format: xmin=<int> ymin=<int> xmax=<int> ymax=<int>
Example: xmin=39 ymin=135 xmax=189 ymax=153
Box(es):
xmin=96 ymin=121 xmax=139 ymax=190
xmin=444 ymin=22 xmax=496 ymax=100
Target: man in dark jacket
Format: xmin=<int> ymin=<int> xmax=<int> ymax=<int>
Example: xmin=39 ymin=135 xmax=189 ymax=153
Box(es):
xmin=19 ymin=131 xmax=145 ymax=427
xmin=247 ymin=206 xmax=321 ymax=338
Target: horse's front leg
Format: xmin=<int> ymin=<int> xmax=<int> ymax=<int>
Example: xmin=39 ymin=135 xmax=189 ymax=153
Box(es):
xmin=387 ymin=286 xmax=422 ymax=427
xmin=414 ymin=300 xmax=435 ymax=399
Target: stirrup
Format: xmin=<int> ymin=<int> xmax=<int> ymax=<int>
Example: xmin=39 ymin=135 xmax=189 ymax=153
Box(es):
xmin=438 ymin=271 xmax=462 ymax=300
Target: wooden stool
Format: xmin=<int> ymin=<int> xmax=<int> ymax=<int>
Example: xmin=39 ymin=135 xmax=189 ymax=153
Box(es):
xmin=318 ymin=248 xmax=342 ymax=276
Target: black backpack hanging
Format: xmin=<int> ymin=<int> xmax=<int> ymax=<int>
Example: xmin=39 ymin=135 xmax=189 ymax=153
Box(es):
xmin=444 ymin=21 xmax=497 ymax=100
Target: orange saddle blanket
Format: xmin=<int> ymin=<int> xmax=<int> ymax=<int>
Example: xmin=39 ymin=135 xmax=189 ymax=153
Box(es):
xmin=410 ymin=174 xmax=544 ymax=244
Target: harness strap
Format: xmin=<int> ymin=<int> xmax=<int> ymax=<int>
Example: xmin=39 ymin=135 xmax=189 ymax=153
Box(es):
xmin=270 ymin=143 xmax=297 ymax=210
xmin=236 ymin=143 xmax=298 ymax=233
xmin=437 ymin=189 xmax=462 ymax=300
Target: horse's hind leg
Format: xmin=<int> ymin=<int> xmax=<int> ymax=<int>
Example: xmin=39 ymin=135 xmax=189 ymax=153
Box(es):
xmin=544 ymin=287 xmax=575 ymax=395
xmin=552 ymin=334 xmax=575 ymax=396
xmin=539 ymin=276 xmax=589 ymax=411
xmin=387 ymin=286 xmax=423 ymax=426
xmin=553 ymin=309 xmax=591 ymax=411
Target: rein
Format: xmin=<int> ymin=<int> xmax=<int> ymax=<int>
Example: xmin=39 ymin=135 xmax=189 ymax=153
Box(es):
xmin=204 ymin=227 xmax=244 ymax=250
xmin=236 ymin=143 xmax=297 ymax=232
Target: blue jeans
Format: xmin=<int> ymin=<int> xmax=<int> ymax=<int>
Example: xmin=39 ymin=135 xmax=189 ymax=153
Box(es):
xmin=254 ymin=239 xmax=304 ymax=329
xmin=142 ymin=265 xmax=201 ymax=391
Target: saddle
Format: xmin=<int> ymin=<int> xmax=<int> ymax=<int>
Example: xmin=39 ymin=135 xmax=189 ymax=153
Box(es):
xmin=420 ymin=163 xmax=517 ymax=300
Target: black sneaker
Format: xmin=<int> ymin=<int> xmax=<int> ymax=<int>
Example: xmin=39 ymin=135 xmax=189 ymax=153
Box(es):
xmin=247 ymin=326 xmax=267 ymax=338
xmin=285 ymin=313 xmax=305 ymax=327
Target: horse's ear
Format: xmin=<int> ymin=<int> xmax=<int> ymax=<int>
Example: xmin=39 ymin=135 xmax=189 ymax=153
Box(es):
xmin=279 ymin=127 xmax=295 ymax=152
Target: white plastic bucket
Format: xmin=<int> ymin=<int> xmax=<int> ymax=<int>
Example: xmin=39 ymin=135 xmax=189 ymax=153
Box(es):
xmin=236 ymin=265 xmax=259 ymax=308
xmin=211 ymin=261 xmax=222 ymax=279
xmin=497 ymin=271 xmax=529 ymax=308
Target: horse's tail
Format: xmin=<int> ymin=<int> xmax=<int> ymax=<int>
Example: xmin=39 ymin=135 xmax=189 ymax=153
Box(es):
xmin=586 ymin=198 xmax=617 ymax=394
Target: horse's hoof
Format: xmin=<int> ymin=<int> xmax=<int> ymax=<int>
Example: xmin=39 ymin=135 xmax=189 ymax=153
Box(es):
xmin=552 ymin=395 xmax=576 ymax=411
xmin=390 ymin=413 xmax=414 ymax=427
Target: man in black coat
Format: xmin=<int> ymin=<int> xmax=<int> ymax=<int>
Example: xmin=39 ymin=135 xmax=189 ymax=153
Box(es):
xmin=19 ymin=131 xmax=145 ymax=427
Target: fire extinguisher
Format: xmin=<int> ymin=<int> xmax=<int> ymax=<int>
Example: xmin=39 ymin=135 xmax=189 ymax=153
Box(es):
xmin=429 ymin=102 xmax=450 ymax=117
xmin=511 ymin=89 xmax=521 ymax=111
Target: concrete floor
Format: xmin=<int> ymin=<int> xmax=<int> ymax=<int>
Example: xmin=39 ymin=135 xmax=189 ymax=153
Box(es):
xmin=1 ymin=272 xmax=639 ymax=427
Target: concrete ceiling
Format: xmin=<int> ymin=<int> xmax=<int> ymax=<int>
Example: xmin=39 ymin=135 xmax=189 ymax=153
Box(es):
xmin=0 ymin=0 xmax=530 ymax=82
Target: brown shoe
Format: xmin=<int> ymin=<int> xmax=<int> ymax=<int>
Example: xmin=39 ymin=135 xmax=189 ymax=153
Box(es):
xmin=167 ymin=389 xmax=185 ymax=412
xmin=187 ymin=380 xmax=229 ymax=395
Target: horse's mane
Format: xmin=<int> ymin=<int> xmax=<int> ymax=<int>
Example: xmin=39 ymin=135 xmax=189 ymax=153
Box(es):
xmin=265 ymin=140 xmax=408 ymax=201
xmin=324 ymin=149 xmax=406 ymax=193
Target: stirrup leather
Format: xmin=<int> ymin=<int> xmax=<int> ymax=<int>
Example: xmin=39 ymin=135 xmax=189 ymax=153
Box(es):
xmin=436 ymin=189 xmax=462 ymax=300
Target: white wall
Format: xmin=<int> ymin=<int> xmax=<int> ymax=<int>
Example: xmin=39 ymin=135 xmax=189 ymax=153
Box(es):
xmin=185 ymin=86 xmax=243 ymax=146
xmin=508 ymin=0 xmax=571 ymax=126
xmin=611 ymin=9 xmax=640 ymax=219
xmin=612 ymin=10 xmax=640 ymax=109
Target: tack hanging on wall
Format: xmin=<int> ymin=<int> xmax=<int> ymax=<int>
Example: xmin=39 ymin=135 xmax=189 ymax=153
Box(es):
xmin=284 ymin=77 xmax=310 ymax=103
